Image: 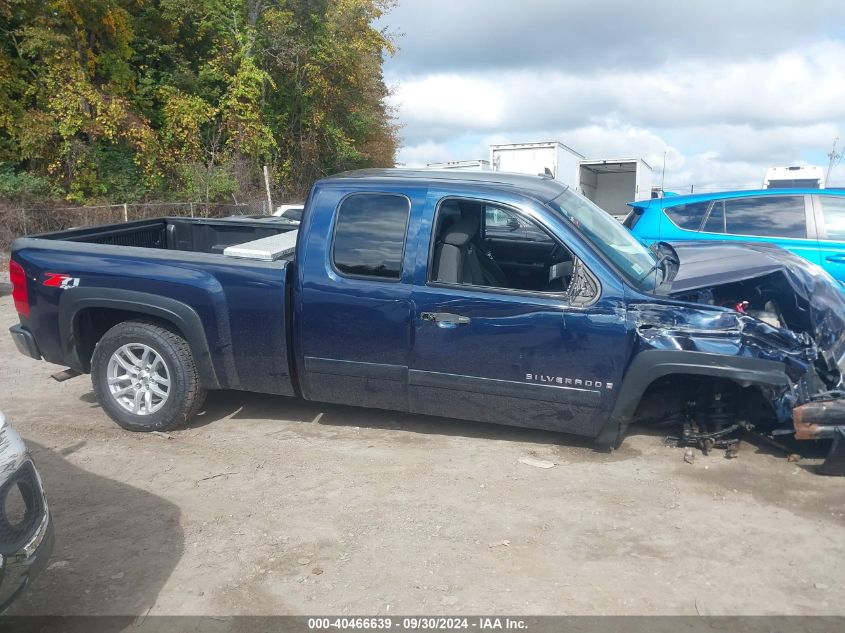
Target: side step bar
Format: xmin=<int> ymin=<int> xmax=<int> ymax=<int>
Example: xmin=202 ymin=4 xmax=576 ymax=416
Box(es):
xmin=793 ymin=400 xmax=845 ymax=476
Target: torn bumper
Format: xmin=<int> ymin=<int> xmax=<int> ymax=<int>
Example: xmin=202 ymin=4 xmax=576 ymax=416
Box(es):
xmin=0 ymin=413 xmax=53 ymax=612
xmin=0 ymin=508 xmax=54 ymax=612
xmin=793 ymin=400 xmax=845 ymax=476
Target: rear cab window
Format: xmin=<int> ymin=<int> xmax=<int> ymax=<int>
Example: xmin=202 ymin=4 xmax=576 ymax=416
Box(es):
xmin=331 ymin=193 xmax=411 ymax=280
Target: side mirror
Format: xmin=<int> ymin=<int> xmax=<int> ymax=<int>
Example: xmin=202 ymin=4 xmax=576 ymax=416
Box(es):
xmin=506 ymin=218 xmax=520 ymax=230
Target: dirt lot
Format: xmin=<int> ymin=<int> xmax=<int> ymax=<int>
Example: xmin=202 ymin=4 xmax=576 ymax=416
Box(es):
xmin=0 ymin=294 xmax=843 ymax=616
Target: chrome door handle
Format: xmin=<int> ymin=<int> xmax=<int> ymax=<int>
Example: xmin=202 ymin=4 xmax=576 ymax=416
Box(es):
xmin=420 ymin=312 xmax=471 ymax=328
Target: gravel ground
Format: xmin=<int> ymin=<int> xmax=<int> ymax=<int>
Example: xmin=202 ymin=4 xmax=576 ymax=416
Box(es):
xmin=0 ymin=294 xmax=843 ymax=616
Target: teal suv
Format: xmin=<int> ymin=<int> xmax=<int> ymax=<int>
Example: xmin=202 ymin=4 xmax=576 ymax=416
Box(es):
xmin=625 ymin=189 xmax=845 ymax=286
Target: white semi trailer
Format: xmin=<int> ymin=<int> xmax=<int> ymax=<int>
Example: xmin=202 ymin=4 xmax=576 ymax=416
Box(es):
xmin=489 ymin=141 xmax=653 ymax=218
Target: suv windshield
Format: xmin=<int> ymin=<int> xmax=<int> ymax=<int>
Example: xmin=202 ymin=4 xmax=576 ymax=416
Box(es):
xmin=547 ymin=189 xmax=659 ymax=290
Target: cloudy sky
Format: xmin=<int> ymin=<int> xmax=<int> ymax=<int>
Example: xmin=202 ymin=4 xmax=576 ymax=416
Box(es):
xmin=376 ymin=1 xmax=845 ymax=191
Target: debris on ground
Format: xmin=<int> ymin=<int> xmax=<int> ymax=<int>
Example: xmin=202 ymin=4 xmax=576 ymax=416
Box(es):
xmin=196 ymin=471 xmax=239 ymax=483
xmin=47 ymin=560 xmax=70 ymax=571
xmin=518 ymin=457 xmax=555 ymax=469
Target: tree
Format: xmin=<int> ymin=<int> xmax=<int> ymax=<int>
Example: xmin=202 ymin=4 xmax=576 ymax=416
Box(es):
xmin=0 ymin=0 xmax=398 ymax=203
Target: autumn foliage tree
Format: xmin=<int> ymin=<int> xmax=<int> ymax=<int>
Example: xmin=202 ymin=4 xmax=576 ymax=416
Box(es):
xmin=0 ymin=0 xmax=398 ymax=203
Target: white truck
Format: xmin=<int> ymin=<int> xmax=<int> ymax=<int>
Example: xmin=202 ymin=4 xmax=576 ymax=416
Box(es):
xmin=489 ymin=142 xmax=652 ymax=219
xmin=763 ymin=165 xmax=824 ymax=189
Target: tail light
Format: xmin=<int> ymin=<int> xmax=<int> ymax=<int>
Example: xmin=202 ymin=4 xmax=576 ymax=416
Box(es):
xmin=9 ymin=260 xmax=30 ymax=318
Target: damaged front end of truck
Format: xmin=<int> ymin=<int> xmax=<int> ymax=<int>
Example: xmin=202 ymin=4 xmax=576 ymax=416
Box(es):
xmin=628 ymin=241 xmax=845 ymax=475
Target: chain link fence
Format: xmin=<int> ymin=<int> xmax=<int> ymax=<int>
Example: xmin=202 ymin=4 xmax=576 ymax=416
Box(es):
xmin=0 ymin=199 xmax=272 ymax=254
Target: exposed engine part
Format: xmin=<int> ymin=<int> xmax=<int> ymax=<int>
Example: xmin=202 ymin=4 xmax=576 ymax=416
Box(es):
xmin=748 ymin=300 xmax=786 ymax=329
xmin=679 ymin=280 xmax=796 ymax=334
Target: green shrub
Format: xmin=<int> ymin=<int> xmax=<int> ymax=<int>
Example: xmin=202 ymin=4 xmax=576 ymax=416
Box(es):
xmin=0 ymin=165 xmax=59 ymax=201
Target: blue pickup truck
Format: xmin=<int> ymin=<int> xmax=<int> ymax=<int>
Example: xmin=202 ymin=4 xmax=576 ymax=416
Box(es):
xmin=7 ymin=170 xmax=845 ymax=472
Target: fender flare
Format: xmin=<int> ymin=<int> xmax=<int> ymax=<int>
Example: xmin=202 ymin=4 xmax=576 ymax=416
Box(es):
xmin=594 ymin=349 xmax=790 ymax=447
xmin=58 ymin=288 xmax=221 ymax=389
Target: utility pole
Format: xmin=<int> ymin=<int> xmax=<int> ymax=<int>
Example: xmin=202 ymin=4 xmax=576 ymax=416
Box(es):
xmin=826 ymin=138 xmax=843 ymax=185
xmin=263 ymin=165 xmax=273 ymax=216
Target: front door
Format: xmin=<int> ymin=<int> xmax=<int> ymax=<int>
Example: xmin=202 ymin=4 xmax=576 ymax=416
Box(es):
xmin=409 ymin=194 xmax=630 ymax=438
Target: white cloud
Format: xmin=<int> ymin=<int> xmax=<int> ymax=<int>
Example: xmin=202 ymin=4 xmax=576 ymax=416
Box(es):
xmin=395 ymin=141 xmax=454 ymax=167
xmin=380 ymin=0 xmax=842 ymax=75
xmin=393 ymin=75 xmax=505 ymax=130
xmin=387 ymin=40 xmax=845 ymax=190
xmin=389 ymin=41 xmax=845 ymax=134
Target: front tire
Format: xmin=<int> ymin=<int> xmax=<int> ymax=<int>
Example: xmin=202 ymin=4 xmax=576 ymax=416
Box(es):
xmin=91 ymin=320 xmax=206 ymax=432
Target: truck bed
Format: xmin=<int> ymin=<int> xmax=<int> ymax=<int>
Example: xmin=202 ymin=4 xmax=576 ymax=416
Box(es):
xmin=37 ymin=217 xmax=298 ymax=259
xmin=11 ymin=216 xmax=298 ymax=398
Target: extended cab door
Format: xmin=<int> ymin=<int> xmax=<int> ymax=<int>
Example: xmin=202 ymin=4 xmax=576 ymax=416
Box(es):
xmin=294 ymin=184 xmax=424 ymax=411
xmin=408 ymin=191 xmax=630 ymax=438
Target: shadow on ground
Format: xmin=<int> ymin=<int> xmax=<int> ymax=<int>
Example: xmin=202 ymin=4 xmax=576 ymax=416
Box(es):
xmin=6 ymin=441 xmax=184 ymax=616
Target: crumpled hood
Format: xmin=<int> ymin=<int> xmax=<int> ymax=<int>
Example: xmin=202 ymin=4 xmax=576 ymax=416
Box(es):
xmin=665 ymin=241 xmax=845 ymax=371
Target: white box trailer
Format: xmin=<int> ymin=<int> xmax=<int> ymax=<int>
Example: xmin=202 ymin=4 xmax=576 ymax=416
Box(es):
xmin=577 ymin=159 xmax=653 ymax=219
xmin=490 ymin=142 xmax=584 ymax=182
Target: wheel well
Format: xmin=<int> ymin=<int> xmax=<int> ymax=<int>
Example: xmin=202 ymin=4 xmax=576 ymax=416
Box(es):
xmin=631 ymin=374 xmax=775 ymax=431
xmin=74 ymin=308 xmax=180 ymax=372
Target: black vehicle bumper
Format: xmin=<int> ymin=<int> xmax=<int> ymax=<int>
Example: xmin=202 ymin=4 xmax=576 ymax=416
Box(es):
xmin=8 ymin=325 xmax=40 ymax=361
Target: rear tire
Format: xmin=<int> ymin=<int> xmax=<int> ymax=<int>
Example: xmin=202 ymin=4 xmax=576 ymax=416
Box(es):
xmin=91 ymin=320 xmax=206 ymax=432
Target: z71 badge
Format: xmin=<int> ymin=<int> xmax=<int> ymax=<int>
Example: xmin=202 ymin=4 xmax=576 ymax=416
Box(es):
xmin=43 ymin=273 xmax=80 ymax=289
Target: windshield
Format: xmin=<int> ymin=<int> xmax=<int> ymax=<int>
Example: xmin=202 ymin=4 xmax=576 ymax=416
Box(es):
xmin=547 ymin=189 xmax=659 ymax=290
